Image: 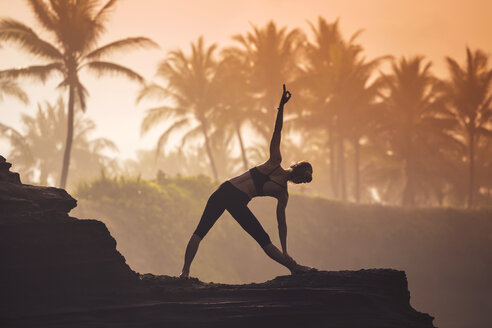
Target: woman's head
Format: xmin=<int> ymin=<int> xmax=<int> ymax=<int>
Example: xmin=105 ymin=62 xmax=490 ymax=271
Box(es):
xmin=289 ymin=161 xmax=313 ymax=184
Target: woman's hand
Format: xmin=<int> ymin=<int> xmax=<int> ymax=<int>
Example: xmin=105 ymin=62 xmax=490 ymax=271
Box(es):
xmin=279 ymin=84 xmax=291 ymax=108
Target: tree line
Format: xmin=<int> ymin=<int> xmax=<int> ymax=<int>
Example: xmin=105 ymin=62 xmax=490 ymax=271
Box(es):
xmin=1 ymin=1 xmax=491 ymax=208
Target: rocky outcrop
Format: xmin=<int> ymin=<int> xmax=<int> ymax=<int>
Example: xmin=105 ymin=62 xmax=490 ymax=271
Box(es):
xmin=134 ymin=270 xmax=435 ymax=328
xmin=0 ymin=156 xmax=435 ymax=327
xmin=0 ymin=156 xmax=138 ymax=315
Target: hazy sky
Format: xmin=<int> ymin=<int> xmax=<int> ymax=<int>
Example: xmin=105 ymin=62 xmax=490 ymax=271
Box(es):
xmin=1 ymin=0 xmax=491 ymax=160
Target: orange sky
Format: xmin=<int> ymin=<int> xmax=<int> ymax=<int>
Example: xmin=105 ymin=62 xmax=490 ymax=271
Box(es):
xmin=1 ymin=0 xmax=491 ymax=160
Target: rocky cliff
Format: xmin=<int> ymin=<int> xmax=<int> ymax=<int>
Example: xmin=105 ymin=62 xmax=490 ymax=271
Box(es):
xmin=0 ymin=156 xmax=435 ymax=327
xmin=0 ymin=156 xmax=138 ymax=315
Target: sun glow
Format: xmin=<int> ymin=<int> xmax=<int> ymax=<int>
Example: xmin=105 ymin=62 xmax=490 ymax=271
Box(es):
xmin=370 ymin=187 xmax=381 ymax=203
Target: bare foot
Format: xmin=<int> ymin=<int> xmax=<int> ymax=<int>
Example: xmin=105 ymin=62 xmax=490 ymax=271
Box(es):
xmin=179 ymin=270 xmax=189 ymax=279
xmin=290 ymin=264 xmax=318 ymax=275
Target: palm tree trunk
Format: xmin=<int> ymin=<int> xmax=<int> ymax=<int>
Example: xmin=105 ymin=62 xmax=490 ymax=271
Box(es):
xmin=402 ymin=128 xmax=415 ymax=206
xmin=235 ymin=122 xmax=249 ymax=171
xmin=467 ymin=131 xmax=475 ymax=208
xmin=338 ymin=136 xmax=347 ymax=201
xmin=354 ymin=137 xmax=361 ymax=203
xmin=201 ymin=123 xmax=219 ymax=181
xmin=328 ymin=121 xmax=338 ymax=198
xmin=402 ymin=160 xmax=410 ymax=206
xmin=59 ymin=83 xmax=75 ymax=189
xmin=402 ymin=159 xmax=415 ymax=206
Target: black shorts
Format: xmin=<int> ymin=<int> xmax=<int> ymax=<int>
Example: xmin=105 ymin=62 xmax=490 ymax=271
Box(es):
xmin=193 ymin=181 xmax=271 ymax=247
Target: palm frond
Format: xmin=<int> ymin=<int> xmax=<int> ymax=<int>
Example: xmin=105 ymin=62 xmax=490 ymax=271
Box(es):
xmin=90 ymin=137 xmax=119 ymax=153
xmin=181 ymin=125 xmax=204 ymax=147
xmin=75 ymin=80 xmax=89 ymax=111
xmin=0 ymin=63 xmax=63 ymax=83
xmin=94 ymin=0 xmax=118 ymax=25
xmin=0 ymin=78 xmax=29 ymax=104
xmin=0 ymin=18 xmax=63 ymax=60
xmin=155 ymin=118 xmax=190 ymax=156
xmin=477 ymin=126 xmax=492 ymax=137
xmin=136 ymin=83 xmax=169 ymax=103
xmin=140 ymin=106 xmax=186 ymax=135
xmin=26 ymin=0 xmax=57 ymax=31
xmin=83 ymin=61 xmax=144 ymax=83
xmin=0 ymin=122 xmax=33 ymax=164
xmin=84 ymin=37 xmax=158 ymax=60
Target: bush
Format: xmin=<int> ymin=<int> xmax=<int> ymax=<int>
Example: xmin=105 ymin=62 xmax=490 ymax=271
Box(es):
xmin=73 ymin=173 xmax=492 ymax=328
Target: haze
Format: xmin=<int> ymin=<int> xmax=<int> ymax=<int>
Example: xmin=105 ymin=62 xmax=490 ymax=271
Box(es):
xmin=1 ymin=0 xmax=491 ymax=159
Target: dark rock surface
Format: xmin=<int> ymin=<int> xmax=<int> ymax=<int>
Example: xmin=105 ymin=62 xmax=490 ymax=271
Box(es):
xmin=0 ymin=156 xmax=435 ymax=327
xmin=0 ymin=156 xmax=139 ymax=316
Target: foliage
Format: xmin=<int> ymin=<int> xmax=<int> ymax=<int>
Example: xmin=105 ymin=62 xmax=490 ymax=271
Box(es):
xmin=138 ymin=37 xmax=220 ymax=180
xmin=3 ymin=97 xmax=118 ymax=189
xmin=444 ymin=48 xmax=492 ymax=207
xmin=0 ymin=0 xmax=157 ymax=188
xmin=73 ymin=173 xmax=492 ymax=327
xmin=2 ymin=8 xmax=492 ymax=207
xmin=0 ymin=77 xmax=28 ymax=104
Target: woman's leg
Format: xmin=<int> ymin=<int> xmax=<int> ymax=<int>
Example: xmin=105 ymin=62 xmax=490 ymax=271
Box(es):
xmin=262 ymin=243 xmax=314 ymax=274
xmin=227 ymin=205 xmax=297 ymax=273
xmin=180 ymin=187 xmax=226 ymax=278
xmin=262 ymin=243 xmax=298 ymax=272
xmin=180 ymin=233 xmax=202 ymax=278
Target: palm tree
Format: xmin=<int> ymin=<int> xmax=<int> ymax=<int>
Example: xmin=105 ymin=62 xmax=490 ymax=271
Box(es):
xmin=378 ymin=56 xmax=457 ymax=206
xmin=0 ymin=67 xmax=29 ymax=164
xmin=297 ymin=17 xmax=343 ymax=198
xmin=0 ymin=0 xmax=157 ymax=188
xmin=444 ymin=48 xmax=492 ymax=208
xmin=336 ymin=60 xmax=385 ymax=203
xmin=212 ymin=53 xmax=252 ymax=171
xmin=299 ymin=17 xmax=382 ymax=201
xmin=230 ymin=21 xmax=305 ymax=142
xmin=138 ymin=37 xmax=220 ymax=180
xmin=6 ymin=97 xmax=118 ymax=187
xmin=0 ymin=76 xmax=29 ymax=148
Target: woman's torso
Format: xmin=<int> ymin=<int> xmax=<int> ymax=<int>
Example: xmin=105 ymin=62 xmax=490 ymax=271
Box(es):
xmin=228 ymin=162 xmax=287 ymax=199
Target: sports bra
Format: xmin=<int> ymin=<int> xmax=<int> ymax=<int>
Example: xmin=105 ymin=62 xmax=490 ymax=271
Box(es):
xmin=249 ymin=165 xmax=287 ymax=196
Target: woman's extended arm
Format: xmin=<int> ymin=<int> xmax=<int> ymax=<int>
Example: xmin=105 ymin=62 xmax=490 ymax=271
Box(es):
xmin=276 ymin=192 xmax=289 ymax=254
xmin=269 ymin=84 xmax=291 ymax=163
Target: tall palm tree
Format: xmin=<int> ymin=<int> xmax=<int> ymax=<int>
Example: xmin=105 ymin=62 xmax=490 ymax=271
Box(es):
xmin=300 ymin=17 xmax=380 ymax=201
xmin=335 ymin=59 xmax=385 ymax=203
xmin=212 ymin=53 xmax=252 ymax=171
xmin=230 ymin=21 xmax=305 ymax=142
xmin=298 ymin=17 xmax=343 ymax=198
xmin=0 ymin=0 xmax=157 ymax=188
xmin=138 ymin=37 xmax=220 ymax=180
xmin=444 ymin=48 xmax=492 ymax=208
xmin=378 ymin=56 xmax=457 ymax=206
xmin=7 ymin=97 xmax=118 ymax=187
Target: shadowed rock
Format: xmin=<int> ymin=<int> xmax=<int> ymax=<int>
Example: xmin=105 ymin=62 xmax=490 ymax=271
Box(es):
xmin=0 ymin=157 xmax=435 ymax=327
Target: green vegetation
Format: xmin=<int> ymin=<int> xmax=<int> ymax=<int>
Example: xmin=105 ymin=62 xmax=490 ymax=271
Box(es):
xmin=136 ymin=19 xmax=492 ymax=207
xmin=1 ymin=4 xmax=491 ymax=207
xmin=4 ymin=97 xmax=117 ymax=187
xmin=73 ymin=173 xmax=492 ymax=326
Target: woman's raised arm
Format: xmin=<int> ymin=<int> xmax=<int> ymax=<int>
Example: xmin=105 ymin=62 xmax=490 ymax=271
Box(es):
xmin=269 ymin=84 xmax=291 ymax=164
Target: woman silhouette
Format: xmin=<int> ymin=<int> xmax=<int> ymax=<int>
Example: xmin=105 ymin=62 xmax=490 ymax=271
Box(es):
xmin=180 ymin=84 xmax=315 ymax=278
